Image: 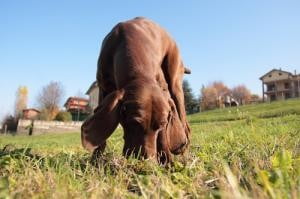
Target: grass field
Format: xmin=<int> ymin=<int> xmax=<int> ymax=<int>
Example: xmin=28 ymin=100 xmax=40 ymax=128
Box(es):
xmin=1 ymin=99 xmax=300 ymax=198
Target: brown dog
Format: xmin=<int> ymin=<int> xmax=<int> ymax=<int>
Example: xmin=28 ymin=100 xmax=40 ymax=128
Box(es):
xmin=81 ymin=17 xmax=191 ymax=164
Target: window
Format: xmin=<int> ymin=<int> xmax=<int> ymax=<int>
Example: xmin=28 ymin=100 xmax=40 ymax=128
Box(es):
xmin=268 ymin=74 xmax=272 ymax=78
xmin=267 ymin=84 xmax=275 ymax=91
xmin=284 ymin=82 xmax=290 ymax=89
xmin=279 ymin=72 xmax=282 ymax=76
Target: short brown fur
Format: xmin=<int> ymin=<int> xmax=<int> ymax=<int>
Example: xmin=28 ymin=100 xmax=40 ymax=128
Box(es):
xmin=81 ymin=17 xmax=191 ymax=164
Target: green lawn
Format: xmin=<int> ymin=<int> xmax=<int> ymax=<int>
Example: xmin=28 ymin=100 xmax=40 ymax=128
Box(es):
xmin=188 ymin=98 xmax=300 ymax=123
xmin=1 ymin=99 xmax=300 ymax=198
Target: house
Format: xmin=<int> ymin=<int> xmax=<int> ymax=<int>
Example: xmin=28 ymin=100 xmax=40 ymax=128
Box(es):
xmin=223 ymin=95 xmax=239 ymax=107
xmin=215 ymin=95 xmax=239 ymax=109
xmin=85 ymin=81 xmax=99 ymax=111
xmin=260 ymin=69 xmax=300 ymax=102
xmin=22 ymin=108 xmax=40 ymax=120
xmin=64 ymin=97 xmax=90 ymax=121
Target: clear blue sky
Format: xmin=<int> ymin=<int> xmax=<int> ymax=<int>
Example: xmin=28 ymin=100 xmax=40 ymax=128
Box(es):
xmin=1 ymin=1 xmax=300 ymax=121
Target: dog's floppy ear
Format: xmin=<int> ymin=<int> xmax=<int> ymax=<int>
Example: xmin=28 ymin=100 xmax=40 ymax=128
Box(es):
xmin=81 ymin=89 xmax=124 ymax=152
xmin=166 ymin=99 xmax=188 ymax=155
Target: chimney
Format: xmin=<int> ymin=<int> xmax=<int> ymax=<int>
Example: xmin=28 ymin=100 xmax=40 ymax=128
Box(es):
xmin=295 ymin=70 xmax=297 ymax=75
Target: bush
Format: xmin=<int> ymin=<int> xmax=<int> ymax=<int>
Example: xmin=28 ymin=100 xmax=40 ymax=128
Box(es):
xmin=54 ymin=111 xmax=72 ymax=122
xmin=38 ymin=108 xmax=59 ymax=121
xmin=1 ymin=115 xmax=18 ymax=133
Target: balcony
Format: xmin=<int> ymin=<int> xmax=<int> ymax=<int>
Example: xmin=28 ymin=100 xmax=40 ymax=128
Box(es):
xmin=266 ymin=84 xmax=275 ymax=92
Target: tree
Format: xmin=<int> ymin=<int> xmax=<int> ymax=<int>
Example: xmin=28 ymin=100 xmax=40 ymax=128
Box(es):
xmin=200 ymin=86 xmax=217 ymax=110
xmin=55 ymin=111 xmax=72 ymax=122
xmin=182 ymin=80 xmax=198 ymax=114
xmin=36 ymin=81 xmax=65 ymax=120
xmin=212 ymin=81 xmax=230 ymax=99
xmin=200 ymin=81 xmax=230 ymax=110
xmin=231 ymin=85 xmax=252 ymax=105
xmin=250 ymin=94 xmax=261 ymax=103
xmin=14 ymin=86 xmax=28 ymax=118
xmin=1 ymin=115 xmax=18 ymax=133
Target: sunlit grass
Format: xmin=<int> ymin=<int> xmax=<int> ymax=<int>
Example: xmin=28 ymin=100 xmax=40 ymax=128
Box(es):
xmin=188 ymin=98 xmax=300 ymax=123
xmin=1 ymin=99 xmax=300 ymax=198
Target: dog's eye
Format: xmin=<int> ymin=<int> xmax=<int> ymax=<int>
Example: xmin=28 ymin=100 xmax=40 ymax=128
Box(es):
xmin=121 ymin=105 xmax=126 ymax=112
xmin=127 ymin=118 xmax=145 ymax=132
xmin=120 ymin=104 xmax=128 ymax=118
xmin=120 ymin=102 xmax=139 ymax=117
xmin=130 ymin=117 xmax=143 ymax=125
xmin=160 ymin=121 xmax=168 ymax=127
xmin=152 ymin=120 xmax=167 ymax=131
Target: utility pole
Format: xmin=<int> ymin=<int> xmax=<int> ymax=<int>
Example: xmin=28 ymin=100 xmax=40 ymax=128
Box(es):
xmin=262 ymin=81 xmax=265 ymax=102
xmin=77 ymin=106 xmax=80 ymax=121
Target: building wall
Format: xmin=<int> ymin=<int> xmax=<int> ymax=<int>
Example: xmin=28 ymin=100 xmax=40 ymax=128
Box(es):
xmin=262 ymin=70 xmax=300 ymax=102
xmin=265 ymin=81 xmax=296 ymax=101
xmin=275 ymin=81 xmax=288 ymax=91
xmin=66 ymin=99 xmax=88 ymax=110
xmin=89 ymin=87 xmax=99 ymax=110
xmin=262 ymin=71 xmax=291 ymax=83
xmin=23 ymin=110 xmax=39 ymax=119
xmin=17 ymin=119 xmax=82 ymax=134
xmin=294 ymin=80 xmax=300 ymax=97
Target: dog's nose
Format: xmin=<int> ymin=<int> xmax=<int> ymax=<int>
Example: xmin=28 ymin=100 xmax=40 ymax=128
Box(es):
xmin=172 ymin=137 xmax=188 ymax=155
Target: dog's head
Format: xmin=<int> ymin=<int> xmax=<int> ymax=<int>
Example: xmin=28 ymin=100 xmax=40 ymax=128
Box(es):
xmin=81 ymin=83 xmax=188 ymax=163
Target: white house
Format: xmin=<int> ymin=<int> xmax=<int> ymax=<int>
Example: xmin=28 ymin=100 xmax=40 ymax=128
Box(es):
xmin=85 ymin=81 xmax=99 ymax=111
xmin=260 ymin=69 xmax=300 ymax=102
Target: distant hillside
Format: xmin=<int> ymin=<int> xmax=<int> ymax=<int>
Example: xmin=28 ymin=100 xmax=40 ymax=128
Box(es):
xmin=188 ymin=98 xmax=300 ymax=123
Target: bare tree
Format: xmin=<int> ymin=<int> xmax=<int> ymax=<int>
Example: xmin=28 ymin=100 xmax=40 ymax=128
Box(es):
xmin=37 ymin=81 xmax=65 ymax=120
xmin=200 ymin=81 xmax=230 ymax=110
xmin=212 ymin=81 xmax=230 ymax=99
xmin=231 ymin=85 xmax=252 ymax=105
xmin=201 ymin=86 xmax=219 ymax=110
xmin=14 ymin=86 xmax=28 ymax=118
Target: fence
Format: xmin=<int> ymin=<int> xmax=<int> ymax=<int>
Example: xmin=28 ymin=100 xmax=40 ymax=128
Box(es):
xmin=17 ymin=119 xmax=83 ymax=135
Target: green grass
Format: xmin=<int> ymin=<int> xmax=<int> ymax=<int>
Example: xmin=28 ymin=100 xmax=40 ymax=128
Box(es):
xmin=1 ymin=99 xmax=300 ymax=198
xmin=188 ymin=98 xmax=300 ymax=123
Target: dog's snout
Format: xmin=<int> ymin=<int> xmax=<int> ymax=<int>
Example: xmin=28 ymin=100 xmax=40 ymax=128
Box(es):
xmin=172 ymin=137 xmax=188 ymax=155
